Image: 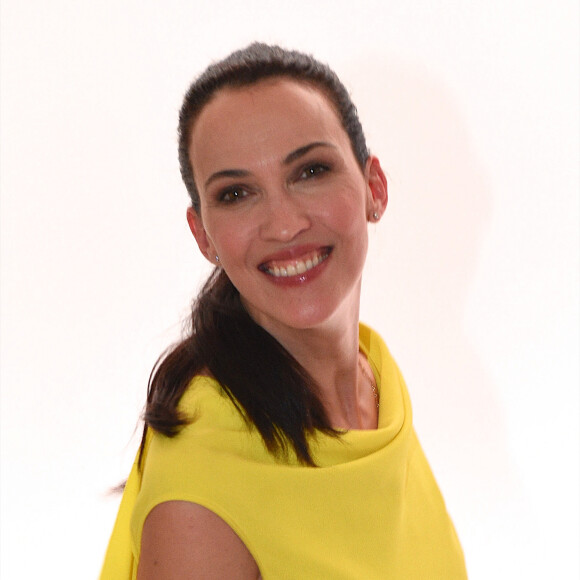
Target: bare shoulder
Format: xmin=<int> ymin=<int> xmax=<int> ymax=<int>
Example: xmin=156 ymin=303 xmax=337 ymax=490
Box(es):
xmin=137 ymin=500 xmax=261 ymax=580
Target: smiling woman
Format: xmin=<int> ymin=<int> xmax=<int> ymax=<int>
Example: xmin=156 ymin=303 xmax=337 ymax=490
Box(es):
xmin=188 ymin=80 xmax=376 ymax=336
xmin=99 ymin=43 xmax=468 ymax=579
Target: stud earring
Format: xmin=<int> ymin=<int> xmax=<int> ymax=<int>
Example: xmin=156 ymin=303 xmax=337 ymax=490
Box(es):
xmin=215 ymin=255 xmax=220 ymax=262
xmin=372 ymin=211 xmax=380 ymax=221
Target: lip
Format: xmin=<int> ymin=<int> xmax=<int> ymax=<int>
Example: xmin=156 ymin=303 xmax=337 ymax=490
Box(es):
xmin=258 ymin=245 xmax=333 ymax=286
xmin=259 ymin=244 xmax=329 ymax=263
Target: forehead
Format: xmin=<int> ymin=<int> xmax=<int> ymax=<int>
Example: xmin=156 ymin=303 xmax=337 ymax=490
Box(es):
xmin=197 ymin=77 xmax=342 ymax=132
xmin=189 ymin=78 xmax=350 ymax=175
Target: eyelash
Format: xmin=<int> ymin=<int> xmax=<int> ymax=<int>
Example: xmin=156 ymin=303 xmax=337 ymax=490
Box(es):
xmin=298 ymin=162 xmax=330 ymax=180
xmin=218 ymin=186 xmax=249 ymax=204
xmin=215 ymin=162 xmax=331 ymax=204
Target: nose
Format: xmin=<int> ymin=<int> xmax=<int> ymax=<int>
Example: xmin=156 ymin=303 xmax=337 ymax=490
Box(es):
xmin=259 ymin=192 xmax=311 ymax=242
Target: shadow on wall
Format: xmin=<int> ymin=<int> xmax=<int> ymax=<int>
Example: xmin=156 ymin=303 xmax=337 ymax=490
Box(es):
xmin=351 ymin=55 xmax=519 ymax=533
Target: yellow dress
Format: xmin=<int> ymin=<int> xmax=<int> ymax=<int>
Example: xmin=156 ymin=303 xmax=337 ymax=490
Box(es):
xmin=100 ymin=324 xmax=467 ymax=579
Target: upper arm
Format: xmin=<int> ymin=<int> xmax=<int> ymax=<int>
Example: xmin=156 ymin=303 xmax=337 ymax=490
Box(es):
xmin=137 ymin=500 xmax=260 ymax=580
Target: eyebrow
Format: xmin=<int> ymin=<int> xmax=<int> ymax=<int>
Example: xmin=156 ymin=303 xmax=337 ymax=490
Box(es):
xmin=282 ymin=141 xmax=336 ymax=165
xmin=203 ymin=141 xmax=336 ymax=189
xmin=204 ymin=168 xmax=249 ymax=189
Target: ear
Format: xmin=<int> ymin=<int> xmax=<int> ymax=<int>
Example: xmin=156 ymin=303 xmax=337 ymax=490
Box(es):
xmin=186 ymin=207 xmax=219 ymax=265
xmin=365 ymin=156 xmax=388 ymax=221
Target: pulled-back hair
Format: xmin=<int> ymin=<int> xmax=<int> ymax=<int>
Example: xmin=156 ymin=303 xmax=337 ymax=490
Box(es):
xmin=143 ymin=43 xmax=369 ymax=466
xmin=178 ymin=42 xmax=369 ymax=213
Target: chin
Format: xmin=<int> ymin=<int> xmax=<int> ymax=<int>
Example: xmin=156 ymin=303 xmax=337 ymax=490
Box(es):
xmin=268 ymin=303 xmax=349 ymax=335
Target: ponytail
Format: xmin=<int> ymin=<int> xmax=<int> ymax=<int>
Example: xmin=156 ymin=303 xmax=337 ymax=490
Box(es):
xmin=140 ymin=268 xmax=338 ymax=467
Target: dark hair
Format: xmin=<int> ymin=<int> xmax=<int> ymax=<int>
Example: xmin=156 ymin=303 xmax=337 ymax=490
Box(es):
xmin=178 ymin=42 xmax=369 ymax=213
xmin=143 ymin=43 xmax=370 ymax=466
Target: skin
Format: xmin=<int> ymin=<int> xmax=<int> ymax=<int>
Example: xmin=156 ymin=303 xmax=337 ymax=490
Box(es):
xmin=138 ymin=78 xmax=388 ymax=579
xmin=138 ymin=502 xmax=261 ymax=580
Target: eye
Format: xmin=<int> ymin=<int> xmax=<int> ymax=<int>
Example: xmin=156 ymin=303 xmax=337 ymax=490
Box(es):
xmin=219 ymin=186 xmax=249 ymax=203
xmin=299 ymin=163 xmax=330 ymax=180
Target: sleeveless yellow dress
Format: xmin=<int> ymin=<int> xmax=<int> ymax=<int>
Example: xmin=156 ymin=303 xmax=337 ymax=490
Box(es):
xmin=100 ymin=323 xmax=467 ymax=579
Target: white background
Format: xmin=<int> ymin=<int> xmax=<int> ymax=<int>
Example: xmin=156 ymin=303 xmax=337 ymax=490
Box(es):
xmin=1 ymin=1 xmax=578 ymax=578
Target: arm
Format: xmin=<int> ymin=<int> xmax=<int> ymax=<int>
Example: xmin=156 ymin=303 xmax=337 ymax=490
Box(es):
xmin=137 ymin=501 xmax=261 ymax=580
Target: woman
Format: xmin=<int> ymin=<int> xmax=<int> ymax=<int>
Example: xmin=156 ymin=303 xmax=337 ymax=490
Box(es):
xmin=100 ymin=43 xmax=467 ymax=579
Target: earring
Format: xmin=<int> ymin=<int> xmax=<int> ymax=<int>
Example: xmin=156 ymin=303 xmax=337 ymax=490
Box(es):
xmin=372 ymin=211 xmax=380 ymax=221
xmin=215 ymin=255 xmax=220 ymax=262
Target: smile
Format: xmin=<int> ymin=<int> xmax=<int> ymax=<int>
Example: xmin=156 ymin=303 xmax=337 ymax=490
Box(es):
xmin=260 ymin=248 xmax=332 ymax=278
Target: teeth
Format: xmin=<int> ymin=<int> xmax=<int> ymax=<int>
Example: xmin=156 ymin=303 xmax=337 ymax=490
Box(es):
xmin=264 ymin=250 xmax=329 ymax=278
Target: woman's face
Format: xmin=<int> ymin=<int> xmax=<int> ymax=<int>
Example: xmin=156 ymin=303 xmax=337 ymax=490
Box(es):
xmin=187 ymin=78 xmax=387 ymax=339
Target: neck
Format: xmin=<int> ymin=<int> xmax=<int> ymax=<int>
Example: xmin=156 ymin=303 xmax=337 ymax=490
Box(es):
xmin=256 ymin=297 xmax=377 ymax=430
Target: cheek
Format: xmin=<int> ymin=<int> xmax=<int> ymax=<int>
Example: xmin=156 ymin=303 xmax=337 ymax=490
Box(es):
xmin=206 ymin=216 xmax=253 ymax=265
xmin=332 ymin=188 xmax=370 ymax=261
xmin=320 ymin=186 xmax=368 ymax=233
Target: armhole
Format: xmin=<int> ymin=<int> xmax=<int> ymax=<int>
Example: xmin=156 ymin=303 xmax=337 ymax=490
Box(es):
xmin=135 ymin=497 xmax=263 ymax=576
